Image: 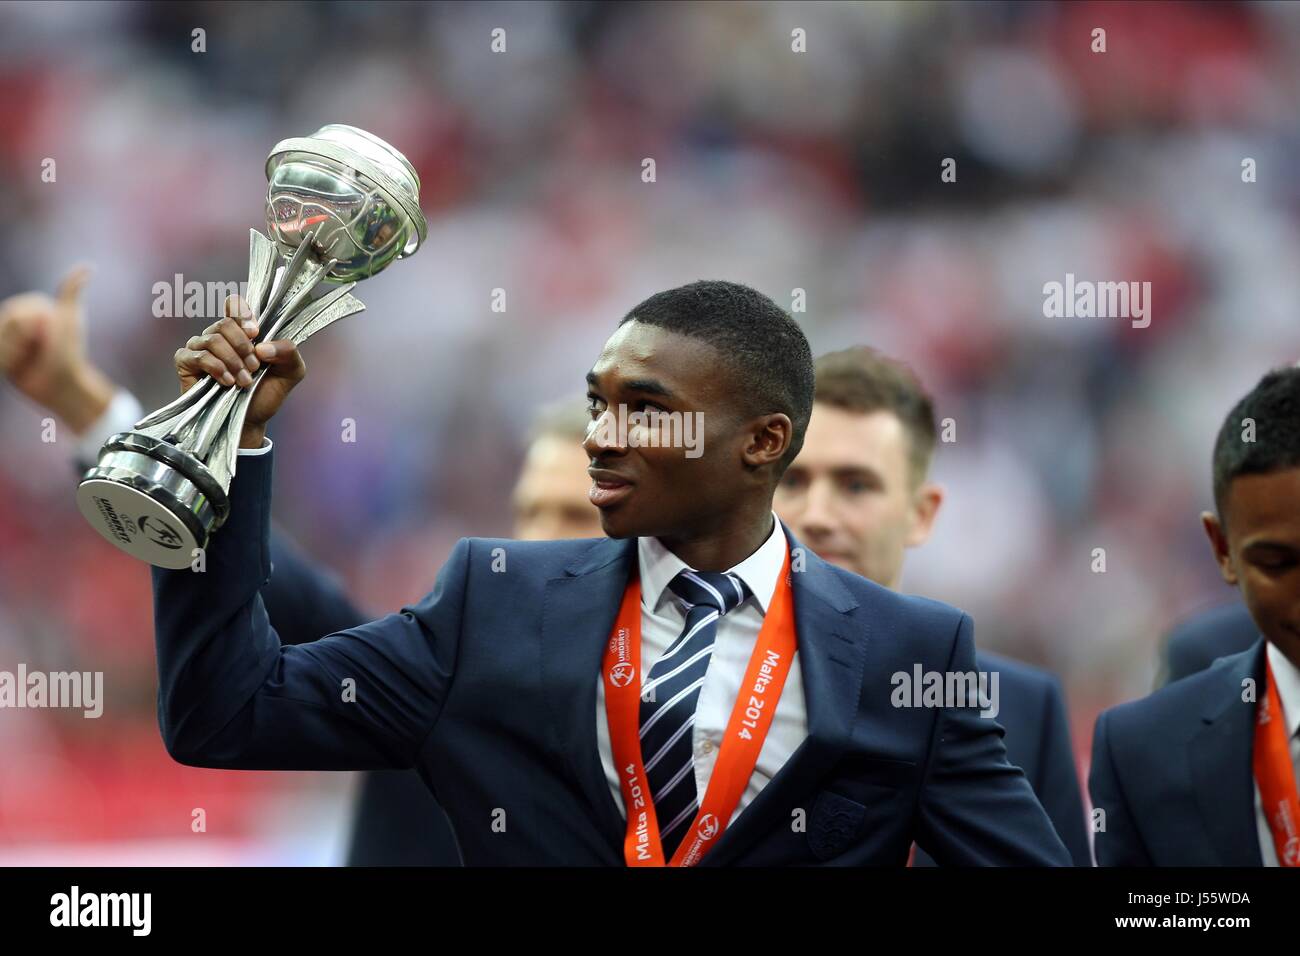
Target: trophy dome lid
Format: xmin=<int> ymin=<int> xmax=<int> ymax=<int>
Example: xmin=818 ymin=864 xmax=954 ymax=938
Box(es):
xmin=312 ymin=124 xmax=421 ymax=193
xmin=266 ymin=124 xmax=427 ymax=258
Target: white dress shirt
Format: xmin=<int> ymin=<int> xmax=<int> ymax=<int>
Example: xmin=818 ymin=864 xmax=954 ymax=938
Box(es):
xmin=73 ymin=389 xmax=144 ymax=470
xmin=595 ymin=513 xmax=808 ymax=828
xmin=1255 ymin=641 xmax=1300 ymax=866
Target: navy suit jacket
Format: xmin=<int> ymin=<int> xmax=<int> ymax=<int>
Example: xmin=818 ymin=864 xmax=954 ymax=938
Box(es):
xmin=270 ymin=554 xmax=1090 ymax=868
xmin=1156 ymin=601 xmax=1259 ymax=688
xmin=1090 ymin=639 xmax=1268 ymax=866
xmin=151 ymin=450 xmax=1069 ymax=866
xmin=914 ymin=652 xmax=1089 ymax=866
xmin=262 ymin=532 xmax=462 ymax=866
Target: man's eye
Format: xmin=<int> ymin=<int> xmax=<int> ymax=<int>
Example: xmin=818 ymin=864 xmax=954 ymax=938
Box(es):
xmin=1258 ymin=558 xmax=1296 ymax=572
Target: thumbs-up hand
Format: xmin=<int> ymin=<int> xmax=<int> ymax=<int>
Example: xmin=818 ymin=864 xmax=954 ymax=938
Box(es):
xmin=0 ymin=266 xmax=116 ymax=435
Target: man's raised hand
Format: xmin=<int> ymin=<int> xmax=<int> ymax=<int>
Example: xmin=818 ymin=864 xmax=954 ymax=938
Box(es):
xmin=172 ymin=294 xmax=305 ymax=448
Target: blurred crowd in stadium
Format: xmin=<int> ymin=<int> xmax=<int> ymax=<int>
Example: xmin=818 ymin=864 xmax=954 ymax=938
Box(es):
xmin=2 ymin=0 xmax=1299 ymax=862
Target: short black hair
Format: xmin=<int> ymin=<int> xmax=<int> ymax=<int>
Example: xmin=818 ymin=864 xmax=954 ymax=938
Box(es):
xmin=619 ymin=280 xmax=814 ymax=476
xmin=1212 ymin=365 xmax=1300 ymax=523
xmin=814 ymin=347 xmax=937 ymax=486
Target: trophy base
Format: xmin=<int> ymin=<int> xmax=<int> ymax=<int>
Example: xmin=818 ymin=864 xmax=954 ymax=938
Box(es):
xmin=75 ymin=432 xmax=230 ymax=569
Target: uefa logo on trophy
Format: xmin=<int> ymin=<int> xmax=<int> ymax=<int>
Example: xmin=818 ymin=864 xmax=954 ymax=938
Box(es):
xmin=75 ymin=124 xmax=427 ymax=568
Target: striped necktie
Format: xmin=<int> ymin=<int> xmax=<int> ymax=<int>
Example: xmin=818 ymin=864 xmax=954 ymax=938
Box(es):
xmin=639 ymin=568 xmax=750 ymax=859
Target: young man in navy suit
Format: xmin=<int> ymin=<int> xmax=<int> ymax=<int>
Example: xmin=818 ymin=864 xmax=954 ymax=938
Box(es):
xmin=1090 ymin=367 xmax=1300 ymax=866
xmin=774 ymin=347 xmax=1090 ymax=866
xmin=153 ymin=279 xmax=1069 ymax=866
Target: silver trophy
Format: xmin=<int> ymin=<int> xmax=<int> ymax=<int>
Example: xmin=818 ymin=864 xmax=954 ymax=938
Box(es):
xmin=76 ymin=124 xmax=426 ymax=568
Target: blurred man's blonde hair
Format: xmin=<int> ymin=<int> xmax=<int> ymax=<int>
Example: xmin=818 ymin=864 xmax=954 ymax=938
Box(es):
xmin=528 ymin=399 xmax=592 ymax=446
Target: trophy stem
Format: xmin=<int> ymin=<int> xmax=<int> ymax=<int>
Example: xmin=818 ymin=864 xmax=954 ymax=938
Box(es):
xmin=259 ymin=231 xmax=320 ymax=338
xmin=245 ymin=227 xmax=277 ymax=317
xmin=132 ymin=228 xmax=283 ymax=437
xmin=137 ymin=379 xmax=221 ymax=444
xmin=192 ymin=259 xmax=333 ymax=458
xmin=132 ymin=376 xmax=216 ymax=432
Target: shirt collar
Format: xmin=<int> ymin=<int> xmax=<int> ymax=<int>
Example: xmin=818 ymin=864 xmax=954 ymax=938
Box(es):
xmin=637 ymin=513 xmax=787 ymax=616
xmin=1266 ymin=642 xmax=1300 ymax=739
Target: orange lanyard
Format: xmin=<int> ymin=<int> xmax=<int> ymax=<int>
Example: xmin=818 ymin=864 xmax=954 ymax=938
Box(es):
xmin=602 ymin=547 xmax=796 ymax=866
xmin=1254 ymin=656 xmax=1300 ymax=867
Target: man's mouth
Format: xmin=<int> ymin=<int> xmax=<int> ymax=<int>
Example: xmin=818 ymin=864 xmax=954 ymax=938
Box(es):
xmin=588 ymin=469 xmax=634 ymax=509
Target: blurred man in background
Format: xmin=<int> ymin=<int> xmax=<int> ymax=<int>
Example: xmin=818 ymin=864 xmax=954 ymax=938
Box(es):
xmin=1155 ymin=601 xmax=1257 ymax=689
xmin=774 ymin=347 xmax=1091 ymax=866
xmin=0 ymin=270 xmax=595 ymax=864
xmin=510 ymin=405 xmax=605 ymax=542
xmin=1090 ymin=367 xmax=1300 ymax=866
xmin=346 ymin=401 xmax=600 ymax=864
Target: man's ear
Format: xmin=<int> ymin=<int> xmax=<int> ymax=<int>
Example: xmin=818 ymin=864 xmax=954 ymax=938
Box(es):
xmin=743 ymin=413 xmax=792 ymax=470
xmin=905 ymin=481 xmax=945 ymax=548
xmin=1200 ymin=510 xmax=1237 ymax=586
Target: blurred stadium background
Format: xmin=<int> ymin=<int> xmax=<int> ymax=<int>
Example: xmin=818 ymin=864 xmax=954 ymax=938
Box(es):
xmin=2 ymin=0 xmax=1299 ymax=863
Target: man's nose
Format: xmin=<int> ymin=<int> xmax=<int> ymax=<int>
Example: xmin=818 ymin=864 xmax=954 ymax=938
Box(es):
xmin=798 ymin=479 xmax=838 ymax=536
xmin=582 ymin=407 xmax=626 ymax=457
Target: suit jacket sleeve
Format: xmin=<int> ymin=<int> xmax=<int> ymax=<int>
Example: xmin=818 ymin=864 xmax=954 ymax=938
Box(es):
xmin=264 ymin=528 xmax=369 ymax=643
xmin=151 ymin=449 xmax=466 ymax=771
xmin=1088 ymin=709 xmax=1152 ymax=866
xmin=1032 ymin=676 xmax=1092 ymax=866
xmin=913 ymin=613 xmax=1072 ymax=865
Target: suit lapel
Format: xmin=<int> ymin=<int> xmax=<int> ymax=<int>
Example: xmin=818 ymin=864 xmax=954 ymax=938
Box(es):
xmin=702 ymin=527 xmax=866 ymax=866
xmin=1189 ymin=639 xmax=1266 ymax=866
xmin=539 ymin=537 xmax=636 ymax=858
